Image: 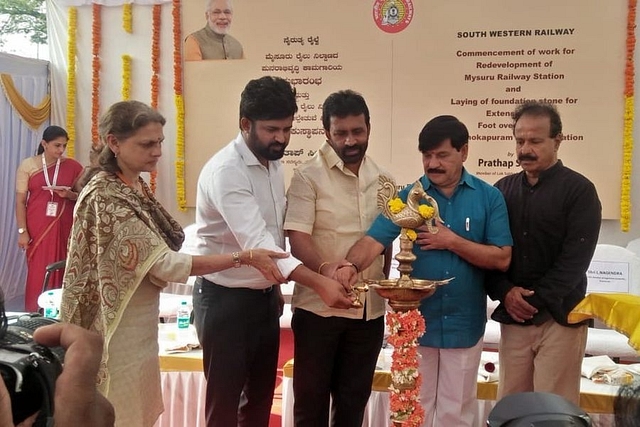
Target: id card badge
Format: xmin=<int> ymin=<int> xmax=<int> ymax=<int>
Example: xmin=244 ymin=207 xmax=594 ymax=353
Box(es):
xmin=46 ymin=201 xmax=59 ymax=217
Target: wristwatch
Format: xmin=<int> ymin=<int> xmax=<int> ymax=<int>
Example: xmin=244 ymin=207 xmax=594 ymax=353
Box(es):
xmin=232 ymin=252 xmax=242 ymax=268
xmin=18 ymin=227 xmax=26 ymax=234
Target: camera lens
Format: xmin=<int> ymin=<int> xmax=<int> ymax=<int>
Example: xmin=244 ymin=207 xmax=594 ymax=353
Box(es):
xmin=0 ymin=315 xmax=64 ymax=426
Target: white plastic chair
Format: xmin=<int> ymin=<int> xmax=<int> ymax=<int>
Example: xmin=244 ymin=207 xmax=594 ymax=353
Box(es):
xmin=626 ymin=237 xmax=640 ymax=257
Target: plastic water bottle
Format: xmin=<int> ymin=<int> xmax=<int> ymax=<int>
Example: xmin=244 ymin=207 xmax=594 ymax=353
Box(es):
xmin=43 ymin=291 xmax=58 ymax=319
xmin=176 ymin=300 xmax=190 ymax=330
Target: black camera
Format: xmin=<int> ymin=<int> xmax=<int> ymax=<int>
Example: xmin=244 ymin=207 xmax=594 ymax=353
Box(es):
xmin=0 ymin=310 xmax=65 ymax=426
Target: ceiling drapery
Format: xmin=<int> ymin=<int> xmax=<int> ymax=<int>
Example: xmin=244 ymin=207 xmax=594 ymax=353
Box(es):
xmin=0 ymin=74 xmax=51 ymax=130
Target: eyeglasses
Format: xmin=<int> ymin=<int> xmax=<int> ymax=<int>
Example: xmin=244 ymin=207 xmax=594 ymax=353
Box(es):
xmin=209 ymin=9 xmax=232 ymax=16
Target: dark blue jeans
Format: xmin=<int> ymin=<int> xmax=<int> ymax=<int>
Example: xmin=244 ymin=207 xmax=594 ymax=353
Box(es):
xmin=192 ymin=277 xmax=280 ymax=427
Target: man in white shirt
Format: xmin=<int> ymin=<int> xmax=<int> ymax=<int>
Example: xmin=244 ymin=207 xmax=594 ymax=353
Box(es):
xmin=192 ymin=76 xmax=355 ymax=427
xmin=284 ymin=90 xmax=390 ymax=426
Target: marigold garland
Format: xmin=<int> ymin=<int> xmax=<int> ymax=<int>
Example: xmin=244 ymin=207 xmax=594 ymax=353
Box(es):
xmin=389 ymin=198 xmax=406 ymax=214
xmin=149 ymin=3 xmax=162 ymax=194
xmin=65 ymin=7 xmax=78 ymax=158
xmin=122 ymin=55 xmax=131 ymax=100
xmin=91 ymin=4 xmax=102 ymax=147
xmin=621 ymin=0 xmax=636 ymax=232
xmin=173 ymin=0 xmax=186 ymax=210
xmin=151 ymin=4 xmax=161 ymax=109
xmin=123 ymin=3 xmax=132 ymax=33
xmin=386 ymin=310 xmax=426 ymax=426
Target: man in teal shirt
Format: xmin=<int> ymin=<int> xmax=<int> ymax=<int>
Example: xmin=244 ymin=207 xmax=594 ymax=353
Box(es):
xmin=342 ymin=115 xmax=512 ymax=426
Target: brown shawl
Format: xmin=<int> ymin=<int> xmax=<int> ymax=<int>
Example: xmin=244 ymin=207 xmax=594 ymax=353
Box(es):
xmin=61 ymin=171 xmax=184 ymax=382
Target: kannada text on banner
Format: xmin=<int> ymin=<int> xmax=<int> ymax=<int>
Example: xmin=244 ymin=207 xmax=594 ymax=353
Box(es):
xmin=183 ymin=0 xmax=625 ymax=219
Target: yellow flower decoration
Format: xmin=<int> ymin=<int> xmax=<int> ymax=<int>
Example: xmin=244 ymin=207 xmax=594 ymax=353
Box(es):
xmin=621 ymin=0 xmax=636 ymax=232
xmin=65 ymin=7 xmax=77 ymax=158
xmin=122 ymin=3 xmax=132 ymax=33
xmin=121 ymin=54 xmax=131 ymax=100
xmin=173 ymin=0 xmax=187 ymax=211
xmin=405 ymin=229 xmax=417 ymax=241
xmin=389 ymin=198 xmax=406 ymax=214
xmin=418 ymin=204 xmax=434 ymax=220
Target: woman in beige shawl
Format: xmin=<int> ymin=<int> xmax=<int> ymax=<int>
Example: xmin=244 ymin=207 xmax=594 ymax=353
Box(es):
xmin=60 ymin=100 xmax=288 ymax=427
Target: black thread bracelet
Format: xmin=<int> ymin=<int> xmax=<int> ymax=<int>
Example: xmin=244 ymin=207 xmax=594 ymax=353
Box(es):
xmin=338 ymin=262 xmax=359 ymax=273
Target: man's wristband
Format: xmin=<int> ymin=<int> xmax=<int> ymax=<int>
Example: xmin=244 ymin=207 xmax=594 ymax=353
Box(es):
xmin=339 ymin=262 xmax=359 ymax=274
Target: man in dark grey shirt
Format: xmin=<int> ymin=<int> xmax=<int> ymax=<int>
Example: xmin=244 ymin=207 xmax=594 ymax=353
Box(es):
xmin=486 ymin=100 xmax=601 ymax=405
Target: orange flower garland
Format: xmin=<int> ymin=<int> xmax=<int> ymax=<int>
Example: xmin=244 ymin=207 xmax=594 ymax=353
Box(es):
xmin=91 ymin=4 xmax=102 ymax=146
xmin=621 ymin=0 xmax=636 ymax=232
xmin=386 ymin=309 xmax=426 ymax=426
xmin=151 ymin=4 xmax=161 ymax=109
xmin=65 ymin=7 xmax=77 ymax=158
xmin=149 ymin=4 xmax=162 ymax=194
xmin=173 ymin=0 xmax=187 ymax=211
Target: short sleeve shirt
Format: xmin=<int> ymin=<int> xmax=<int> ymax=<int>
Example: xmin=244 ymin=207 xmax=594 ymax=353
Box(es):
xmin=367 ymin=169 xmax=512 ymax=348
xmin=284 ymin=142 xmax=388 ymax=319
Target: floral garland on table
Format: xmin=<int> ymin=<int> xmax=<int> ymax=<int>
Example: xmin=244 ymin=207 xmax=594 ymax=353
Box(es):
xmin=621 ymin=0 xmax=636 ymax=232
xmin=91 ymin=4 xmax=102 ymax=146
xmin=123 ymin=3 xmax=132 ymax=33
xmin=149 ymin=3 xmax=162 ymax=194
xmin=66 ymin=7 xmax=78 ymax=158
xmin=121 ymin=55 xmax=131 ymax=100
xmin=386 ymin=310 xmax=426 ymax=426
xmin=173 ymin=0 xmax=187 ymax=211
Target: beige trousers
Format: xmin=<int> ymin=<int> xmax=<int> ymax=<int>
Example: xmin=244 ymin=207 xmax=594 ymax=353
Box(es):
xmin=497 ymin=320 xmax=588 ymax=405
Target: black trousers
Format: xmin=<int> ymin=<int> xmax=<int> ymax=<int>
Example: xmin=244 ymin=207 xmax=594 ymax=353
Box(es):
xmin=291 ymin=308 xmax=384 ymax=427
xmin=192 ymin=277 xmax=280 ymax=427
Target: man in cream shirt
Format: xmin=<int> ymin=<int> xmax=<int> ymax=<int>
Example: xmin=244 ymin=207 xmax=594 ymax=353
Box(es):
xmin=284 ymin=90 xmax=390 ymax=426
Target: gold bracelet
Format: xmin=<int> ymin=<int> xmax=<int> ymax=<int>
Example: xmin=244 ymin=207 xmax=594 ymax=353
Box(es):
xmin=317 ymin=261 xmax=329 ymax=274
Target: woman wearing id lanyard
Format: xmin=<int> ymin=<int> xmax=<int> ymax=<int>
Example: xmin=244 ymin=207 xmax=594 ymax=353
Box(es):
xmin=15 ymin=125 xmax=83 ymax=312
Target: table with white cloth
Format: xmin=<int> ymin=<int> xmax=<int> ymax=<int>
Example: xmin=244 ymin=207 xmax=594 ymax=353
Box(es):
xmin=153 ymin=348 xmax=617 ymax=427
xmin=153 ymin=301 xmax=296 ymax=427
xmin=152 ymin=320 xmax=618 ymax=427
xmin=280 ymin=352 xmax=617 ymax=427
xmin=155 ymin=350 xmax=207 ymax=427
xmin=154 ymin=324 xmax=207 ymax=427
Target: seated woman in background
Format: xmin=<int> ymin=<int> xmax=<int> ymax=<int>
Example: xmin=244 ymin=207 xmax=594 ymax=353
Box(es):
xmin=15 ymin=125 xmax=83 ymax=312
xmin=61 ymin=100 xmax=288 ymax=427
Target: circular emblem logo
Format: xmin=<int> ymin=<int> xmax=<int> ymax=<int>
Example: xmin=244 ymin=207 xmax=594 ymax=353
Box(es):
xmin=373 ymin=0 xmax=414 ymax=34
